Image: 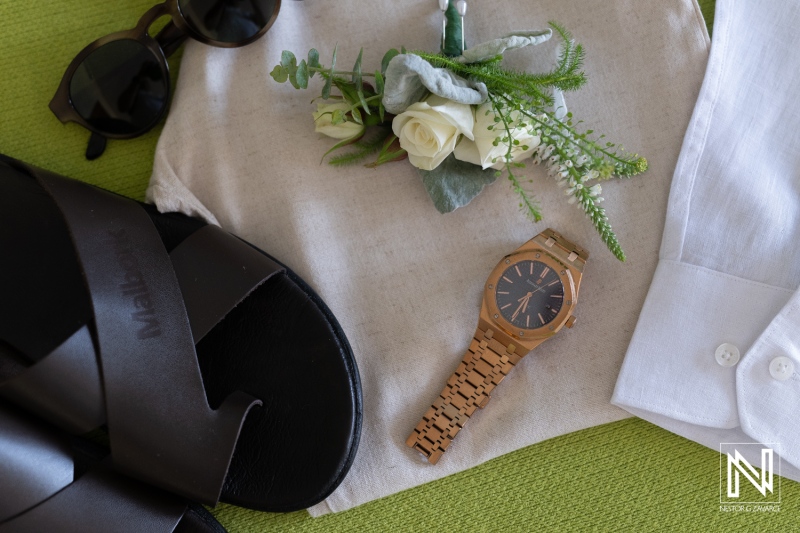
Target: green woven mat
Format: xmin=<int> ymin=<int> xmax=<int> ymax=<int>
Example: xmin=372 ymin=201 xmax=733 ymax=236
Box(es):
xmin=3 ymin=1 xmax=794 ymax=531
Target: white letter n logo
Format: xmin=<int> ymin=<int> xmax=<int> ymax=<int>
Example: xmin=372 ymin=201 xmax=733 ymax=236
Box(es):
xmin=727 ymin=448 xmax=774 ymax=497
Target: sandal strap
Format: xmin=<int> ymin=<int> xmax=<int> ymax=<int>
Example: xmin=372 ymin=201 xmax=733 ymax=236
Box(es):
xmin=33 ymin=166 xmax=260 ymax=505
xmin=170 ymin=225 xmax=284 ymax=343
xmin=0 ymin=326 xmax=104 ymax=434
xmin=1 ymin=468 xmax=187 ymax=533
xmin=0 ymin=223 xmax=284 ymax=435
xmin=0 ymin=403 xmax=188 ymax=533
xmin=0 ymin=402 xmax=74 ymax=523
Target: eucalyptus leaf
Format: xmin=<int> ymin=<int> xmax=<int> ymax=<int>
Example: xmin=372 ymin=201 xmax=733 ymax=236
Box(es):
xmin=375 ymin=70 xmax=386 ymax=122
xmin=307 ymin=48 xmax=320 ymax=77
xmin=322 ymin=77 xmax=332 ymax=99
xmin=381 ymin=49 xmax=399 ymax=75
xmin=375 ymin=70 xmax=384 ymax=95
xmin=270 ymin=65 xmax=288 ymax=83
xmin=351 ymin=107 xmax=363 ymax=125
xmin=357 ymin=90 xmax=371 ymax=115
xmin=352 ymin=48 xmax=363 ymax=91
xmin=280 ymin=50 xmax=296 ymax=69
xmin=287 ymin=73 xmax=299 ymax=89
xmin=287 ymin=69 xmax=300 ymax=89
xmin=333 ymin=79 xmax=359 ymax=105
xmin=283 ymin=51 xmax=299 ymax=89
xmin=322 ymin=44 xmax=338 ymax=99
xmin=296 ymin=59 xmax=308 ymax=89
xmin=417 ymin=154 xmax=497 ymax=213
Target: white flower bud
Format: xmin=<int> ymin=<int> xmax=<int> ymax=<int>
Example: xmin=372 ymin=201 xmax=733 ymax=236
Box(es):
xmin=312 ymin=102 xmax=365 ymax=140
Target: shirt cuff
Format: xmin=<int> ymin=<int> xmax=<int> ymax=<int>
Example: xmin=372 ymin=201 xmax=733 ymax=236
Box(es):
xmin=738 ymin=293 xmax=800 ymax=470
xmin=613 ymin=259 xmax=797 ymax=455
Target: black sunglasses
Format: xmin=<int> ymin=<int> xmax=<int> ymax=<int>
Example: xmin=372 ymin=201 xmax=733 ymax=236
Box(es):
xmin=50 ymin=0 xmax=281 ymax=160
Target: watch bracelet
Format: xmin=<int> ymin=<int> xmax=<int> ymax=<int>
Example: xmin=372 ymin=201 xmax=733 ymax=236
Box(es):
xmin=406 ymin=327 xmax=521 ymax=464
xmin=535 ymin=228 xmax=589 ymax=267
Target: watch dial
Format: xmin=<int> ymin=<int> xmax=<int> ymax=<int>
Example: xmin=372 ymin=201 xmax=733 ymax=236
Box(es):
xmin=495 ymin=260 xmax=564 ymax=329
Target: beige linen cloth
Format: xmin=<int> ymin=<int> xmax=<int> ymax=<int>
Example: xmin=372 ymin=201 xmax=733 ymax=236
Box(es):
xmin=147 ymin=0 xmax=709 ymax=515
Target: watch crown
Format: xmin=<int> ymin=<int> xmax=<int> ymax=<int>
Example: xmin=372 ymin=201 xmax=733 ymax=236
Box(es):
xmin=565 ymin=316 xmax=577 ymax=329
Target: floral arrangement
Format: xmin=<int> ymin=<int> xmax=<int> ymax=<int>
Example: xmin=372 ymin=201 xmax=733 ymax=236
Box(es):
xmin=270 ymin=5 xmax=646 ymax=261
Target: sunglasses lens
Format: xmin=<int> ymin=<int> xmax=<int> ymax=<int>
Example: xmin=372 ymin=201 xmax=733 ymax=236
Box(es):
xmin=178 ymin=0 xmax=278 ymax=44
xmin=69 ymin=39 xmax=168 ymax=136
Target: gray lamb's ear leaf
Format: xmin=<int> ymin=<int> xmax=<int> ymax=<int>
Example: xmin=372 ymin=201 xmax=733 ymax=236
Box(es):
xmin=417 ymin=154 xmax=497 ymax=213
xmin=456 ymin=29 xmax=553 ymax=64
xmin=382 ymin=54 xmax=487 ymax=114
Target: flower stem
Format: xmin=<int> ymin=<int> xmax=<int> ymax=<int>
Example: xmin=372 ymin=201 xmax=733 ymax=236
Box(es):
xmin=488 ymin=94 xmax=542 ymax=222
xmin=309 ymin=67 xmax=376 ymax=78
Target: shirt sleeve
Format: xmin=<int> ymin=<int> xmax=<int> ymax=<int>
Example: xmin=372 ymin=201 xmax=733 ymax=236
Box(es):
xmin=612 ymin=0 xmax=800 ymax=475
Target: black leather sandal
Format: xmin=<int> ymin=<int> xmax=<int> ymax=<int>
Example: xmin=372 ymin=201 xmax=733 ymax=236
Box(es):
xmin=0 ymin=401 xmax=225 ymax=533
xmin=0 ymin=154 xmax=362 ymax=512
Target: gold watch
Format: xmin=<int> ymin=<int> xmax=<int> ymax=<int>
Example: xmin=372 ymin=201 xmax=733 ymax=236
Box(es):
xmin=406 ymin=228 xmax=588 ymax=464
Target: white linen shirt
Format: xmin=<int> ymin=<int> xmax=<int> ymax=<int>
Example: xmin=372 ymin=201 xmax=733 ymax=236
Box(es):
xmin=612 ymin=0 xmax=800 ymax=482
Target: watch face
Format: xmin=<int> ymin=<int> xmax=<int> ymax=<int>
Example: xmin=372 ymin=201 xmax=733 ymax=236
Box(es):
xmin=495 ymin=260 xmax=564 ymax=329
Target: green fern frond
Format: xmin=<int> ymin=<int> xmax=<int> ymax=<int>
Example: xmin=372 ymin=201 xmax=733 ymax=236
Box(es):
xmin=412 ymin=22 xmax=586 ymax=105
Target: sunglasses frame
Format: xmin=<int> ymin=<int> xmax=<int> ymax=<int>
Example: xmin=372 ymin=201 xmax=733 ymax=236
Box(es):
xmin=50 ymin=0 xmax=281 ymax=142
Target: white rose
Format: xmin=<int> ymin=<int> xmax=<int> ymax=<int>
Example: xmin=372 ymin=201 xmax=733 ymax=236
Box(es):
xmin=312 ymin=102 xmax=365 ymax=140
xmin=391 ymin=95 xmax=474 ymax=171
xmin=454 ymin=102 xmax=541 ymax=169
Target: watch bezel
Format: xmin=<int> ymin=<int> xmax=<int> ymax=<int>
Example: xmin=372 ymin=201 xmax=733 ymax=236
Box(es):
xmin=484 ymin=248 xmax=576 ymax=341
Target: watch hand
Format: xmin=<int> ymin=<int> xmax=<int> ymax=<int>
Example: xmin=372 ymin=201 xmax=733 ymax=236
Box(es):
xmin=530 ymin=285 xmax=546 ymax=296
xmin=511 ymin=298 xmax=528 ymax=321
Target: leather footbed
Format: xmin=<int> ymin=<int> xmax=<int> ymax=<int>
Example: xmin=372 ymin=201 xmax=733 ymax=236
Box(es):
xmin=0 ymin=164 xmax=362 ymax=512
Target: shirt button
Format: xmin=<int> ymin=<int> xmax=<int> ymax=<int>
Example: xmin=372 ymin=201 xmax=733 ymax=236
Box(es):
xmin=769 ymin=356 xmax=795 ymax=381
xmin=715 ymin=343 xmax=740 ymax=367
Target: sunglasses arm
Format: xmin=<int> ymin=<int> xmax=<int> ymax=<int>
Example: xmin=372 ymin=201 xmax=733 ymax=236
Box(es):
xmin=156 ymin=21 xmax=189 ymax=58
